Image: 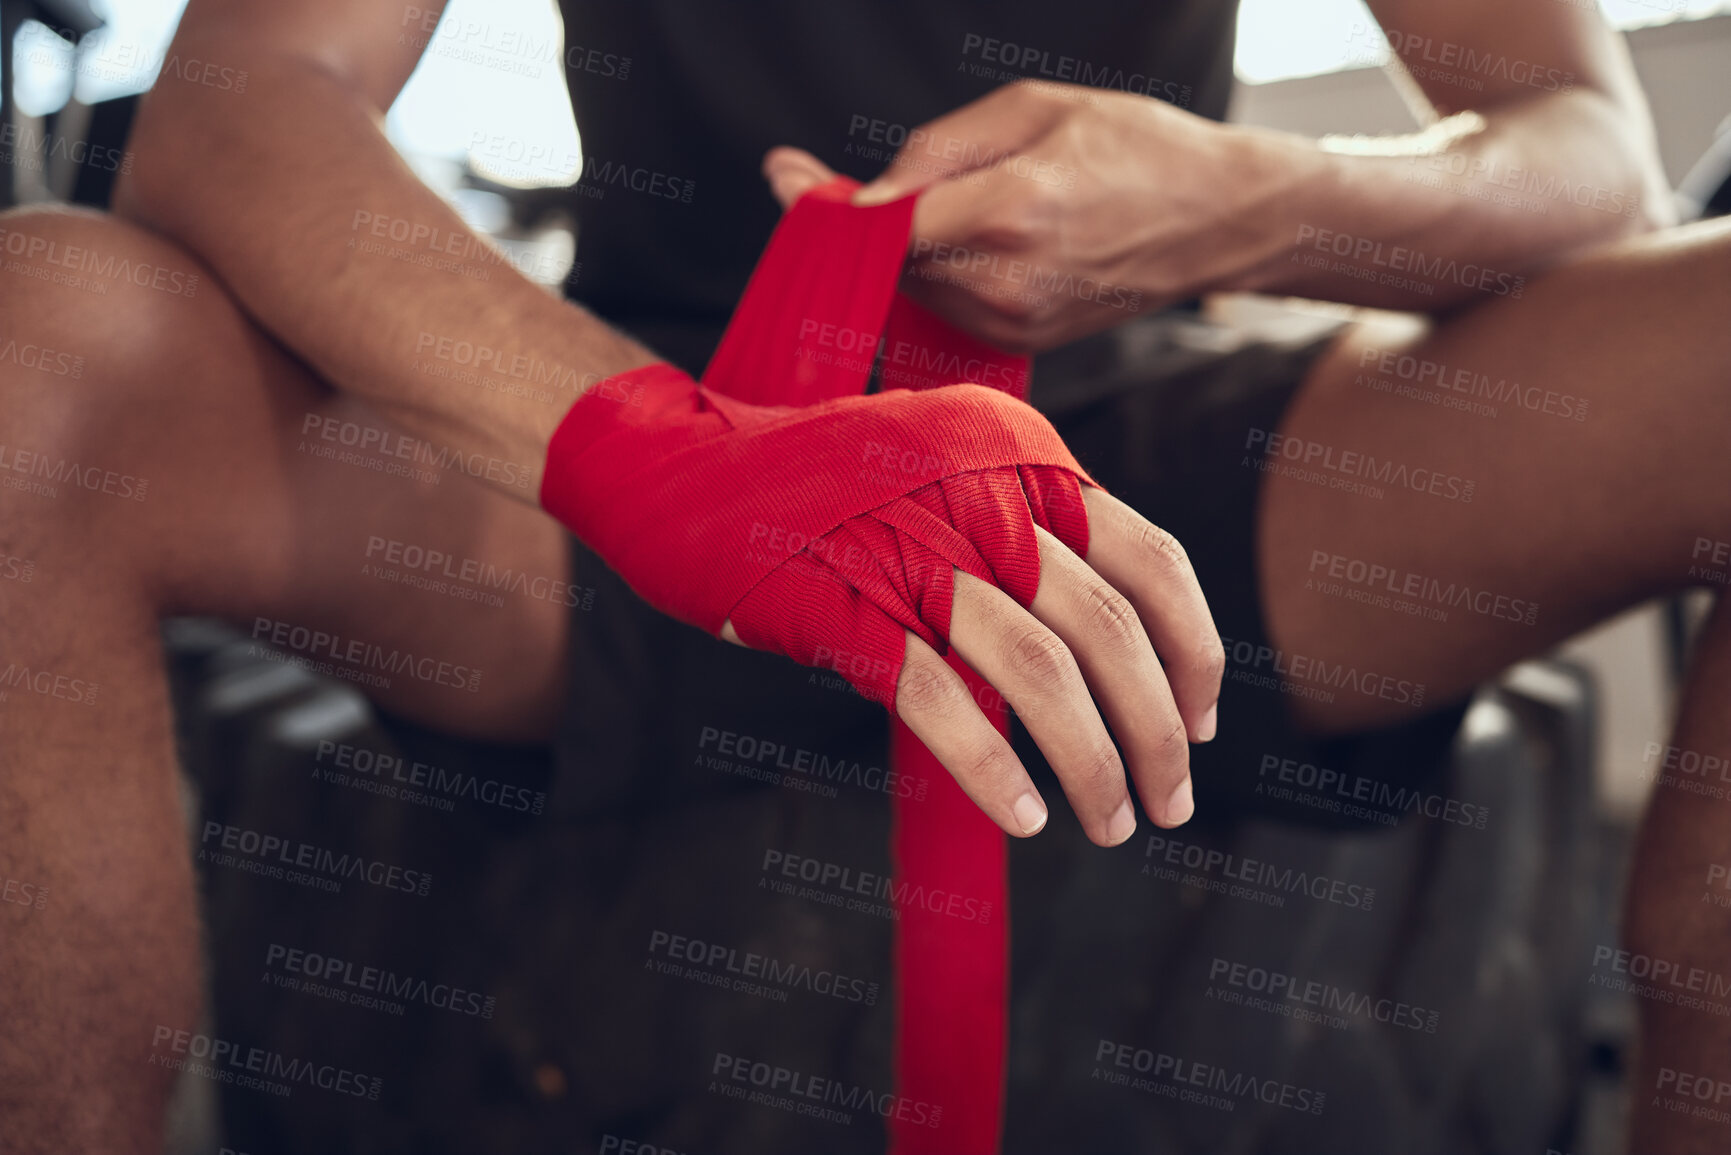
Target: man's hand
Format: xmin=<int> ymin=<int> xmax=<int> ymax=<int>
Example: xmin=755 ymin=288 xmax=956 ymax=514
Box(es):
xmin=725 ymin=485 xmax=1222 ymax=843
xmin=882 ymin=488 xmax=1221 ymax=842
xmin=767 ymin=0 xmax=1668 ymax=342
xmin=547 ymin=359 xmax=1222 ymax=847
xmin=765 ymin=82 xmax=1303 ymax=352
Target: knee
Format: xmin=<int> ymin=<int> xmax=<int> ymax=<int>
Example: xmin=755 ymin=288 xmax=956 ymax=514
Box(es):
xmin=0 ymin=202 xmax=222 ymax=387
xmin=0 ymin=206 xmax=243 ymax=497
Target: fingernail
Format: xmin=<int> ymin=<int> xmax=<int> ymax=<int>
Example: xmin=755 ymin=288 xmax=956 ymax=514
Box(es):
xmin=1106 ymin=799 xmax=1136 ymax=846
xmin=1012 ymin=792 xmax=1049 ymax=836
xmin=1166 ymin=778 xmax=1195 ymax=827
xmin=1196 ymin=704 xmax=1218 ymax=743
xmin=852 ymin=182 xmax=899 ymax=206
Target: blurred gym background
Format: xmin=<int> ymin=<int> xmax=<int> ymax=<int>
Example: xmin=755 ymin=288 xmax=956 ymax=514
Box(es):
xmin=5 ymin=2 xmax=1731 ymax=1152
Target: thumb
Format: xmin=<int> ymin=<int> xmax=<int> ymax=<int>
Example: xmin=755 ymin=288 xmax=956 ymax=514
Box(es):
xmin=762 ymin=147 xmax=841 ymax=210
xmin=853 ymin=84 xmax=1062 ymax=206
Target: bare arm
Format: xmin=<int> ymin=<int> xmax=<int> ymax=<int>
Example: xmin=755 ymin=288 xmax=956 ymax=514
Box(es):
xmin=115 ymin=0 xmax=654 ymax=494
xmin=1237 ymin=0 xmax=1675 ymax=308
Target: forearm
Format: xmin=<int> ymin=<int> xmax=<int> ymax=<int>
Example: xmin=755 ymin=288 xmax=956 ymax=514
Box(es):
xmin=116 ymin=41 xmax=652 ymax=497
xmin=1222 ymin=87 xmax=1673 ymax=311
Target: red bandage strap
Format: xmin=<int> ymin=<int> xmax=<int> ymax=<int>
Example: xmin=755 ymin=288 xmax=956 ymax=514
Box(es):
xmin=701 ymin=178 xmax=1016 ymax=1155
xmin=704 ymin=179 xmax=1029 ymax=404
xmin=544 ymin=177 xmax=1075 ymax=1152
xmin=543 ymin=369 xmax=1077 ymax=650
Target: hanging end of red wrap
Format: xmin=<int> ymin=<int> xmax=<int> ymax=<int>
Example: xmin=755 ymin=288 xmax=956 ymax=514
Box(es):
xmin=889 ymin=653 xmax=1009 ymax=1155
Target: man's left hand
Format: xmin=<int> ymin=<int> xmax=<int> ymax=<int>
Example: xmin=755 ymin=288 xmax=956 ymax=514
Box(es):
xmin=764 ymin=80 xmax=1306 ymax=352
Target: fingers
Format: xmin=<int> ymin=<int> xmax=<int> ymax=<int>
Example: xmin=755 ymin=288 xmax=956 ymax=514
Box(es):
xmin=853 ymin=83 xmax=1066 ymax=205
xmin=947 ymin=571 xmax=1137 ymax=847
xmin=894 ymin=632 xmax=1050 ymax=838
xmin=907 ymin=160 xmax=1028 ymax=249
xmin=734 ymin=604 xmax=1055 ymax=840
xmin=762 ymin=147 xmax=842 ymax=209
xmin=898 ymin=165 xmax=1059 ymax=352
xmin=1081 ymin=488 xmax=1224 ymax=744
xmin=1028 ymin=526 xmax=1194 ymax=828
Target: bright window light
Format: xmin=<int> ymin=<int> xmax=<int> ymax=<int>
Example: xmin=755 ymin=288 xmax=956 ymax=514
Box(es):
xmin=12 ymin=0 xmax=581 ymax=188
xmin=1236 ymin=0 xmax=1731 ymax=85
xmin=74 ymin=0 xmax=194 ymax=104
xmin=13 ymin=21 xmax=76 ymax=116
xmin=1234 ymin=0 xmax=1381 ymax=86
xmin=387 ymin=0 xmax=583 ymax=188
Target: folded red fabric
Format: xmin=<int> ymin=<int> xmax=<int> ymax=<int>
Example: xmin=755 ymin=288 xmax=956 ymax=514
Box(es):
xmin=541 ymin=367 xmax=1087 ymax=705
xmin=541 ymin=177 xmax=1094 ymax=1153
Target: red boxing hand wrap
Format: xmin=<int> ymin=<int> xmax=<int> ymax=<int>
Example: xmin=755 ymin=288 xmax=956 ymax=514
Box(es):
xmin=740 ymin=461 xmax=1088 ymax=702
xmin=541 ymin=371 xmax=1088 ymax=705
xmin=542 ymin=177 xmax=1094 ymax=697
xmin=542 ymin=176 xmax=1096 ymax=1154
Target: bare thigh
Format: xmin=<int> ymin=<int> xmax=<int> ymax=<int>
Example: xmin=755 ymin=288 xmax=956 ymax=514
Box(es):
xmin=1258 ymin=216 xmax=1731 ymax=733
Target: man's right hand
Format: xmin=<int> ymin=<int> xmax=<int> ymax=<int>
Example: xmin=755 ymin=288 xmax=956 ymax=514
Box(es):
xmin=544 ymin=364 xmax=1223 ymax=847
xmin=886 ymin=485 xmax=1221 ymax=842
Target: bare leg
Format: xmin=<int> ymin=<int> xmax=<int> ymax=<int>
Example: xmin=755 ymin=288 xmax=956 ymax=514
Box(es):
xmin=1622 ymin=598 xmax=1731 ymax=1154
xmin=0 ymin=207 xmax=570 ymax=1152
xmin=1261 ymin=216 xmax=1731 ymax=733
xmin=1259 ymin=215 xmax=1731 ymax=1152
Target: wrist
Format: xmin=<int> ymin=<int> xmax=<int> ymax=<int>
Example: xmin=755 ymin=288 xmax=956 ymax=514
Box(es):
xmin=548 ymin=358 xmax=694 ymax=458
xmin=579 ymin=326 xmax=665 ymax=386
xmin=538 ymin=314 xmax=669 ymax=423
xmin=1210 ymin=125 xmax=1346 ymax=297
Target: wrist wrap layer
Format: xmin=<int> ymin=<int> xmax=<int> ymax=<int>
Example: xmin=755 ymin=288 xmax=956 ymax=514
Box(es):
xmin=543 ymin=373 xmax=1087 ymax=706
xmin=542 ymin=177 xmax=1089 ymax=1154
